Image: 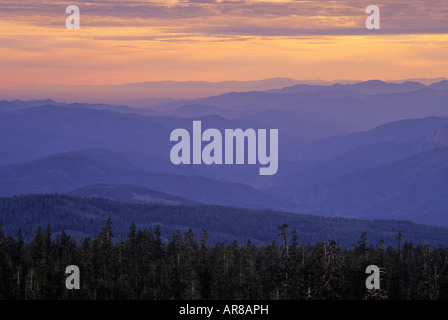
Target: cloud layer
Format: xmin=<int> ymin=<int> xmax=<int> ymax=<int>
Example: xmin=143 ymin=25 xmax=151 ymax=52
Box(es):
xmin=1 ymin=0 xmax=448 ymax=36
xmin=0 ymin=1 xmax=447 ymax=87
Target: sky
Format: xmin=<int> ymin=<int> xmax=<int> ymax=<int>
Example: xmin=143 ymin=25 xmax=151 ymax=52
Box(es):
xmin=0 ymin=0 xmax=447 ymax=88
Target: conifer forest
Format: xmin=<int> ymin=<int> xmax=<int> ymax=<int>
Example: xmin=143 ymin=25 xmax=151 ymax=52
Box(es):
xmin=1 ymin=219 xmax=448 ymax=300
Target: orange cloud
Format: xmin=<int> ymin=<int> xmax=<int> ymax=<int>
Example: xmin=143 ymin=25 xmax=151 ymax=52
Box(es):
xmin=0 ymin=0 xmax=447 ymax=88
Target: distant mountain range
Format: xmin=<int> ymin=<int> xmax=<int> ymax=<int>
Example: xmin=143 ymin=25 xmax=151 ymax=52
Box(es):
xmin=1 ymin=79 xmax=448 ymax=236
xmin=179 ymin=81 xmax=448 ymax=128
xmin=0 ymin=78 xmax=306 ymax=103
xmin=1 ymin=78 xmax=447 ymax=105
xmin=267 ymin=80 xmax=427 ymax=95
xmin=0 ymin=103 xmax=353 ymax=166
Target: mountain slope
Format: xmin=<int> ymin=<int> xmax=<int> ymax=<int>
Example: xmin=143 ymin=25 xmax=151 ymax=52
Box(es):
xmin=269 ymin=119 xmax=448 ymax=195
xmin=269 ymin=80 xmax=426 ymax=95
xmin=270 ymin=141 xmax=427 ymax=195
xmin=293 ymin=147 xmax=448 ymax=226
xmin=1 ymin=194 xmax=448 ymax=247
xmin=0 ymin=150 xmax=293 ymax=211
xmin=302 ymin=116 xmax=448 ymax=161
xmin=68 ymin=184 xmax=198 ymax=205
xmin=0 ymin=104 xmax=312 ymax=167
xmin=243 ymin=109 xmax=351 ymax=142
xmin=185 ymin=86 xmax=448 ymax=128
xmin=0 ymin=105 xmax=172 ymax=165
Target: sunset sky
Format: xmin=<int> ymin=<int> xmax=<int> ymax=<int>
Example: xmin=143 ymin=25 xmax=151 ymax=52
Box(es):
xmin=0 ymin=0 xmax=447 ymax=88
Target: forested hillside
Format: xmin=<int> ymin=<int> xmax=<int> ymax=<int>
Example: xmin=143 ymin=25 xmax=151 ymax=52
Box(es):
xmin=1 ymin=194 xmax=448 ymax=247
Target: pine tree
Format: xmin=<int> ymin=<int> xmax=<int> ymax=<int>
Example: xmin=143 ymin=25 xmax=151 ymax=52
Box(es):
xmin=0 ymin=223 xmax=14 ymax=299
xmin=277 ymin=224 xmax=289 ymax=298
xmin=320 ymin=237 xmax=342 ymax=299
xmin=422 ymin=243 xmax=437 ymax=300
xmin=198 ymin=230 xmax=211 ymax=299
xmin=389 ymin=231 xmax=404 ymax=299
xmin=288 ymin=227 xmax=307 ymax=299
xmin=437 ymin=256 xmax=448 ymax=300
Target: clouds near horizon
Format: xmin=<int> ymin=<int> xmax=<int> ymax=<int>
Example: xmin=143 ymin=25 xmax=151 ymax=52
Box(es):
xmin=0 ymin=0 xmax=447 ymax=87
